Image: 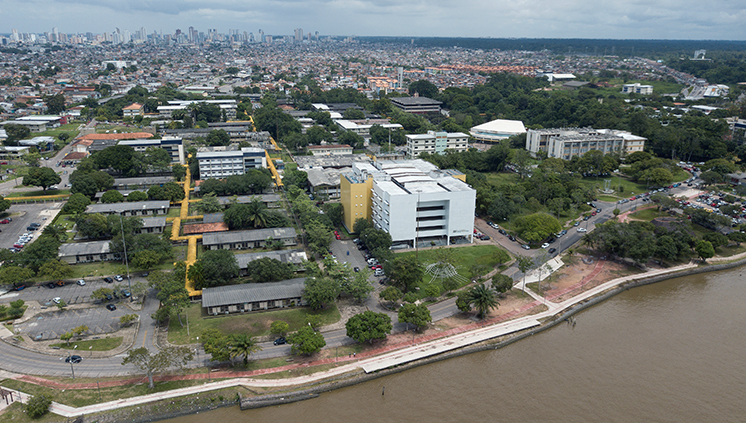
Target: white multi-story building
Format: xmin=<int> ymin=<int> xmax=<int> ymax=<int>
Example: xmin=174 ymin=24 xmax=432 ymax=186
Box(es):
xmin=406 ymin=131 xmax=469 ymax=158
xmin=118 ymin=137 xmax=185 ymax=164
xmin=335 ymin=119 xmax=403 ymax=139
xmin=526 ymin=127 xmax=646 ymax=160
xmin=196 ymin=147 xmax=266 ymax=179
xmin=342 ymin=160 xmax=475 ymax=247
xmin=621 ymin=83 xmax=653 ymax=95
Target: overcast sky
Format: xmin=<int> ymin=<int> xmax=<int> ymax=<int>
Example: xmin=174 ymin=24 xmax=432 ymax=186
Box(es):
xmin=2 ymin=0 xmax=746 ymax=40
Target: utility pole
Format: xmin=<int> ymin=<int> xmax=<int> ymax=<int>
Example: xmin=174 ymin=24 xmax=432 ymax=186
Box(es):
xmin=119 ymin=214 xmax=132 ymax=300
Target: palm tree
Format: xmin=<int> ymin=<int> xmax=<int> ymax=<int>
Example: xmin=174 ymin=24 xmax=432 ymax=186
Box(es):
xmin=468 ymin=284 xmax=499 ymax=319
xmin=246 ymin=199 xmax=269 ymax=228
xmin=228 ymin=334 xmax=262 ymax=366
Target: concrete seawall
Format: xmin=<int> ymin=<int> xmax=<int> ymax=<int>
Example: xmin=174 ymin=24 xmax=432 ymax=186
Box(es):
xmin=239 ymin=257 xmax=746 ymax=411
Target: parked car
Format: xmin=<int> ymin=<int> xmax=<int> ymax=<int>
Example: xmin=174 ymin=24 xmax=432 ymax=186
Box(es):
xmin=65 ymin=355 xmax=82 ymax=364
xmin=46 ymin=282 xmax=56 ymax=289
xmin=52 ymin=297 xmax=61 ymax=304
xmin=548 ymin=248 xmax=557 ymax=254
xmin=0 ymin=219 xmax=11 ymax=224
xmin=77 ymin=279 xmax=86 ymax=286
xmin=103 ymin=277 xmax=114 ymax=283
xmin=273 ymin=337 xmax=287 ymax=345
xmin=106 ymin=304 xmax=117 ymax=311
xmin=114 ymin=275 xmax=123 ymax=281
xmin=521 ymin=244 xmax=531 ymax=250
xmin=577 ymin=227 xmax=587 ymax=232
xmin=541 ymin=243 xmax=550 ymax=249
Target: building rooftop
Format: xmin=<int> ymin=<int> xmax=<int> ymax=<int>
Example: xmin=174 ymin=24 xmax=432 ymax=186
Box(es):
xmin=201 ymin=278 xmax=306 ymax=308
xmin=201 ymin=227 xmax=297 ymax=245
xmin=234 ymin=249 xmax=308 ymax=268
xmin=58 ymin=240 xmax=111 ymax=257
xmin=85 ymin=200 xmax=170 ymax=214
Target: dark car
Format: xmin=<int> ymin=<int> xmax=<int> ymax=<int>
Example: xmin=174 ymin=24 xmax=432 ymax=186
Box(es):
xmin=353 ymin=267 xmax=360 ymax=272
xmin=14 ymin=284 xmax=25 ymax=291
xmin=103 ymin=277 xmax=114 ymax=283
xmin=65 ymin=355 xmax=82 ymax=364
xmin=548 ymin=248 xmax=557 ymax=254
xmin=46 ymin=282 xmax=56 ymax=289
xmin=508 ymin=235 xmax=516 ymax=242
xmin=105 ymin=294 xmax=114 ymax=301
xmin=106 ymin=304 xmax=117 ymax=311
xmin=273 ymin=337 xmax=286 ymax=345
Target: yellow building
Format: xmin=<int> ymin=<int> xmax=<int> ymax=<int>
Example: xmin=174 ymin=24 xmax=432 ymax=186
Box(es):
xmin=340 ymin=164 xmax=375 ymax=232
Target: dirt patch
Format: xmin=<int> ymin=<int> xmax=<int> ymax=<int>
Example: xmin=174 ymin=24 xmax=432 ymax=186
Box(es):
xmin=542 ymin=256 xmax=641 ymax=302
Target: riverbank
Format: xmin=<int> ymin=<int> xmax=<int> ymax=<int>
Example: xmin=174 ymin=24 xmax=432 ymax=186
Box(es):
xmin=4 ymin=250 xmax=746 ymax=422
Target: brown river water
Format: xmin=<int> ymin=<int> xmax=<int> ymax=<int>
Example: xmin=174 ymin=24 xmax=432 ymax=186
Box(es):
xmin=164 ymin=266 xmax=746 ymax=423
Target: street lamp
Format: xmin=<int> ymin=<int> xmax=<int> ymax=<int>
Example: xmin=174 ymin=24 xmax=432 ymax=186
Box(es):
xmin=118 ymin=214 xmax=133 ymax=301
xmin=68 ymin=345 xmax=78 ymax=379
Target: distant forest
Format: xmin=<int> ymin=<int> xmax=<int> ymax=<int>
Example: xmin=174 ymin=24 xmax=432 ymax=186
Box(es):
xmin=360 ymin=37 xmax=746 ymax=57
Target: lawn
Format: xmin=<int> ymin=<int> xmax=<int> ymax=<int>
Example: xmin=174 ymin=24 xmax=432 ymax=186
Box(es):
xmin=166 ymin=207 xmax=181 ymax=217
xmin=628 ymin=207 xmax=662 ymax=221
xmin=484 ymin=171 xmax=521 ymax=186
xmin=395 ymin=244 xmax=512 ymax=298
xmin=6 ymin=189 xmax=70 ymax=198
xmin=50 ymin=336 xmax=123 ymax=351
xmin=167 ymin=302 xmax=341 ymax=345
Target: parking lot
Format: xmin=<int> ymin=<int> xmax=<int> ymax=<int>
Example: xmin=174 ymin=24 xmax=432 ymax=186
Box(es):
xmin=0 ymin=202 xmax=63 ymax=250
xmin=14 ymin=305 xmax=132 ymax=341
xmin=1 ymin=274 xmax=146 ymax=306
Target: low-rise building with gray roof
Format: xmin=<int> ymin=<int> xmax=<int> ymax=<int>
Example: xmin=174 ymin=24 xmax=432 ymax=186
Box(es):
xmin=135 ymin=216 xmax=168 ymax=234
xmin=112 ymin=176 xmax=174 ymax=191
xmin=85 ymin=200 xmax=171 ymax=216
xmin=202 ymin=227 xmax=297 ymax=250
xmin=58 ymin=240 xmax=119 ymax=264
xmin=202 ymin=278 xmax=307 ymax=314
xmin=294 ymin=153 xmax=372 ymax=170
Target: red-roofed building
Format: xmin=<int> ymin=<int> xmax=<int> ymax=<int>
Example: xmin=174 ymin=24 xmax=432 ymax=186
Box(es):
xmin=182 ymin=222 xmax=229 ymax=235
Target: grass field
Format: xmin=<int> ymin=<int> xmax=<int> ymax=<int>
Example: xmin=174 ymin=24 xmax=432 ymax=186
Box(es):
xmin=167 ymin=302 xmax=341 ymax=345
xmin=50 ymin=336 xmax=123 ymax=351
xmin=395 ymin=244 xmax=512 ymax=298
xmin=628 ymin=207 xmax=662 ymax=221
xmin=6 ymin=188 xmax=70 ymax=198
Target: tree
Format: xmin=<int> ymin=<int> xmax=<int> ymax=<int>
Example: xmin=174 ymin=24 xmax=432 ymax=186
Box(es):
xmin=303 ymin=277 xmax=340 ymax=310
xmin=287 ymin=325 xmax=326 ymax=355
xmin=25 ymin=393 xmax=52 ymax=418
xmin=201 ymin=329 xmax=231 ymax=362
xmin=223 ymin=200 xmax=271 ymax=229
xmin=513 ymin=212 xmax=562 ymax=243
xmin=0 ymin=194 xmax=9 ymax=215
xmin=346 ymin=311 xmax=392 ymax=344
xmin=305 ymin=220 xmax=332 ymax=255
xmin=205 ymin=129 xmax=231 ymax=146
xmin=194 ymin=192 xmax=223 ymax=214
xmin=132 ymin=249 xmax=161 ymax=270
xmin=398 ymin=303 xmax=432 ymax=331
xmin=45 ymin=93 xmax=66 ymax=114
xmin=121 ymin=346 xmax=193 ymax=389
xmin=38 ymin=259 xmax=73 ymax=280
xmin=19 ymin=235 xmax=61 ymax=272
xmin=695 ymin=240 xmax=715 ymax=262
xmin=380 ymin=285 xmax=402 ymax=303
xmin=172 ymin=164 xmax=187 ymax=181
xmin=491 ymin=274 xmax=513 ymax=295
xmin=22 ymin=151 xmax=41 ymax=167
xmin=0 ymin=266 xmax=33 ymax=286
xmin=341 ymin=269 xmax=374 ymax=303
xmin=245 ymin=257 xmax=294 ymax=282
xmin=270 ymin=321 xmax=290 ymax=336
xmin=228 ymin=333 xmax=262 ymax=366
xmin=23 ymin=167 xmax=61 ymax=191
xmin=197 ymin=249 xmax=240 ymax=288
xmin=388 ymin=255 xmax=424 ymax=292
xmin=468 ymin=283 xmax=499 ymax=319
xmin=149 ymin=268 xmax=190 ymax=325
xmin=408 ymin=80 xmax=438 ymax=98
xmin=120 ymin=314 xmax=138 ymax=327
xmin=3 ymin=123 xmax=30 ymax=143
xmin=127 ymin=191 xmax=149 ymax=202
xmin=100 ymin=189 xmax=125 ymax=203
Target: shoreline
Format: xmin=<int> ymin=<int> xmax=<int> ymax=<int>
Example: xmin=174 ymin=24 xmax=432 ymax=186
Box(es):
xmin=4 ymin=252 xmax=746 ymax=422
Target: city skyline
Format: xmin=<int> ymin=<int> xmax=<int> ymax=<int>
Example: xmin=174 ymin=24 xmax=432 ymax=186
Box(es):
xmin=2 ymin=0 xmax=746 ymax=40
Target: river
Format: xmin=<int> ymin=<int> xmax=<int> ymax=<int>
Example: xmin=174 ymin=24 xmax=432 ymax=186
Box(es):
xmin=164 ymin=266 xmax=746 ymax=423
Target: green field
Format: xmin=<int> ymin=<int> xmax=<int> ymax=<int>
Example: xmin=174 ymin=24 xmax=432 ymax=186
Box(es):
xmin=167 ymin=301 xmax=341 ymax=345
xmin=51 ymin=336 xmax=123 ymax=351
xmin=394 ymin=244 xmax=512 ymax=298
xmin=6 ymin=188 xmax=70 ymax=198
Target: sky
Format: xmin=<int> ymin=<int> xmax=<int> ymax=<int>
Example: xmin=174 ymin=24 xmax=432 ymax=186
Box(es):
xmin=2 ymin=0 xmax=746 ymax=40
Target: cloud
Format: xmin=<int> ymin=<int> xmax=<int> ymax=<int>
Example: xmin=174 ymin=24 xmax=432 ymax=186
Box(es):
xmin=1 ymin=0 xmax=745 ymax=39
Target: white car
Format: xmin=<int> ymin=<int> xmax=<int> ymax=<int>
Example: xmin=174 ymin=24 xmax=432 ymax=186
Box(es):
xmin=52 ymin=297 xmax=61 ymax=304
xmin=114 ymin=275 xmax=124 ymax=281
xmin=541 ymin=243 xmax=550 ymax=249
xmin=77 ymin=279 xmax=86 ymax=286
xmin=577 ymin=227 xmax=587 ymax=233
